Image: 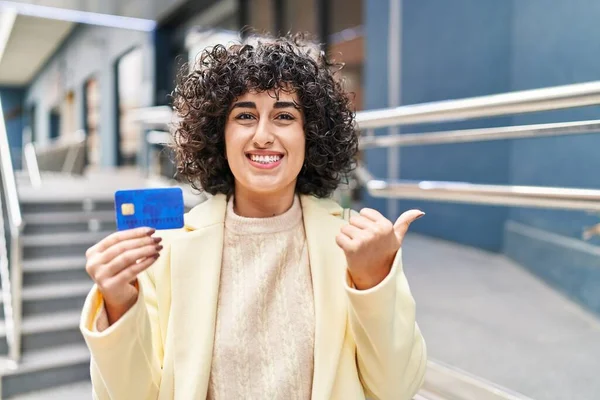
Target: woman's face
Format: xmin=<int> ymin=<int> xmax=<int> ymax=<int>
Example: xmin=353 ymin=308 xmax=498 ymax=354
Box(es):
xmin=225 ymin=90 xmax=305 ymax=197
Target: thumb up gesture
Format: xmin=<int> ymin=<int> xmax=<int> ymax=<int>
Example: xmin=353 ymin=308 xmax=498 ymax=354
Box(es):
xmin=336 ymin=208 xmax=424 ymax=290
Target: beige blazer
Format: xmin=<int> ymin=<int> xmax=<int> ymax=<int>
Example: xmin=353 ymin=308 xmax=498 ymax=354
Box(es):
xmin=80 ymin=194 xmax=426 ymax=399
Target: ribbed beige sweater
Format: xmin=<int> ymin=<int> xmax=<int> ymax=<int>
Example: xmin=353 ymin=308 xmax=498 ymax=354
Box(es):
xmin=206 ymin=196 xmax=315 ymax=400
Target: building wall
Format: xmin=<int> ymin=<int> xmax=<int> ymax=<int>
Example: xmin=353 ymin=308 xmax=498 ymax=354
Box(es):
xmin=25 ymin=24 xmax=154 ymax=167
xmin=363 ymin=0 xmax=391 ymax=216
xmin=364 ymin=0 xmax=600 ymax=313
xmin=0 ymin=87 xmax=25 ymax=169
xmin=504 ymin=0 xmax=600 ymax=313
xmin=364 ymin=0 xmax=513 ymax=252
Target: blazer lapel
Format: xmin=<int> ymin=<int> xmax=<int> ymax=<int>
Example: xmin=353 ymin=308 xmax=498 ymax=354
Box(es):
xmin=301 ymin=196 xmax=349 ymax=399
xmin=170 ymin=194 xmax=227 ymax=399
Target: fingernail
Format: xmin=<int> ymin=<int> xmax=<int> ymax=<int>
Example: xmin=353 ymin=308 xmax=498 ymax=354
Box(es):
xmin=153 ymin=237 xmax=163 ymax=243
xmin=147 ymin=228 xmax=156 ymax=235
xmin=416 ymin=212 xmax=425 ymax=219
xmin=153 ymin=254 xmax=160 ymax=259
xmin=156 ymin=245 xmax=163 ymax=251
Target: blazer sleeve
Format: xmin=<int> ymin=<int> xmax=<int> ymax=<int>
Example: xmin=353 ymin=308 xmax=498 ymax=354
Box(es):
xmin=345 ymin=248 xmax=427 ymax=400
xmin=80 ymin=251 xmax=167 ymax=400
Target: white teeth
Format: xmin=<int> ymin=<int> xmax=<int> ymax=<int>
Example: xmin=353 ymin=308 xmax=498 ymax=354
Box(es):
xmin=250 ymin=155 xmax=281 ymax=164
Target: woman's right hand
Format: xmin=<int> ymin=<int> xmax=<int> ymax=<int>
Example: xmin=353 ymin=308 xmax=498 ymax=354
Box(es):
xmin=85 ymin=227 xmax=163 ymax=325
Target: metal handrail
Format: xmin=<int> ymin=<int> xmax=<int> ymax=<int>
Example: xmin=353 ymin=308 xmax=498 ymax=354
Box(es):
xmin=356 ymin=166 xmax=600 ymax=212
xmin=359 ymin=119 xmax=600 ymax=148
xmin=23 ymin=130 xmax=88 ymax=186
xmin=0 ymin=96 xmax=23 ymax=364
xmin=131 ymin=80 xmax=600 ymax=213
xmin=130 ymin=81 xmax=600 ymax=131
xmin=356 ymin=80 xmax=600 ymax=129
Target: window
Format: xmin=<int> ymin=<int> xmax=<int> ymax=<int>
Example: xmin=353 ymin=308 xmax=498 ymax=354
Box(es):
xmin=85 ymin=78 xmax=100 ymax=168
xmin=116 ymin=47 xmax=144 ymax=166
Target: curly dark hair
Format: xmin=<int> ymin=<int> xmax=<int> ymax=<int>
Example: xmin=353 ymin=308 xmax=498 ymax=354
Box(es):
xmin=171 ymin=33 xmax=358 ymax=198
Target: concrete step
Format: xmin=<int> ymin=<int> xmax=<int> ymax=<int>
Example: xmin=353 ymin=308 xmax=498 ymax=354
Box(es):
xmin=0 ymin=311 xmax=83 ymax=354
xmin=22 ymin=256 xmax=89 ymax=286
xmin=0 ymin=281 xmax=92 ymax=319
xmin=8 ymin=381 xmax=92 ymax=400
xmin=22 ymin=211 xmax=116 ymax=235
xmin=20 ymin=199 xmax=114 ymax=215
xmin=1 ymin=344 xmax=90 ymax=398
xmin=22 ymin=232 xmax=110 ymax=259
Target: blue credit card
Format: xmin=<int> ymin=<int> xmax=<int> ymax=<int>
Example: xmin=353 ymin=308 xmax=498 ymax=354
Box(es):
xmin=114 ymin=187 xmax=185 ymax=231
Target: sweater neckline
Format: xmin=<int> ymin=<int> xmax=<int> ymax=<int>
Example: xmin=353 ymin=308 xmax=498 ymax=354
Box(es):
xmin=225 ymin=196 xmax=302 ymax=234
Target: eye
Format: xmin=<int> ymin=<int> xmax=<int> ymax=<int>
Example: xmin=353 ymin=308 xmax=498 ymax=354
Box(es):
xmin=235 ymin=112 xmax=255 ymax=120
xmin=276 ymin=113 xmax=295 ymax=121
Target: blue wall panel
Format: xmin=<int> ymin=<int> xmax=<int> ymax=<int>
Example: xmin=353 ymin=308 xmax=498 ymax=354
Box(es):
xmin=364 ymin=0 xmax=600 ymax=313
xmin=0 ymin=87 xmax=25 ymax=169
xmin=504 ymin=0 xmax=600 ymax=314
xmin=362 ymin=0 xmax=391 ymax=215
xmin=396 ymin=0 xmax=514 ymax=251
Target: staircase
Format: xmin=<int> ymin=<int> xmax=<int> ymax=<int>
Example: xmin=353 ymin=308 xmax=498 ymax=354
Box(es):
xmin=0 ymin=186 xmax=116 ymax=398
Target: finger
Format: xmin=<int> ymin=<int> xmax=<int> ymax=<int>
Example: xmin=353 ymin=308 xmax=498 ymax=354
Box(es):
xmin=109 ymin=254 xmax=159 ymax=287
xmin=359 ymin=208 xmax=386 ymax=223
xmin=348 ymin=215 xmax=374 ymax=230
xmin=95 ymin=235 xmax=162 ymax=266
xmin=336 ymin=233 xmax=357 ymax=253
xmin=393 ymin=209 xmax=425 ymax=240
xmin=97 ymin=244 xmax=162 ymax=281
xmin=341 ymin=224 xmax=365 ymax=240
xmin=87 ymin=227 xmax=156 ymax=256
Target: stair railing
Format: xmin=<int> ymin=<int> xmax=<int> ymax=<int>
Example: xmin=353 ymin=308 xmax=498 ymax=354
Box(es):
xmin=0 ymin=96 xmax=23 ymax=365
xmin=131 ymin=80 xmax=600 ymax=212
xmin=23 ymin=130 xmax=87 ymax=188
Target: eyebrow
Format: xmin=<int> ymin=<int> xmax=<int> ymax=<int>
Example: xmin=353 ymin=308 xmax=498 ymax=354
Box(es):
xmin=230 ymin=101 xmax=300 ymax=110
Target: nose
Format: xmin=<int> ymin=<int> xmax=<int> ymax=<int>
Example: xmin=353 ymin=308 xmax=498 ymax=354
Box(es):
xmin=252 ymin=118 xmax=274 ymax=148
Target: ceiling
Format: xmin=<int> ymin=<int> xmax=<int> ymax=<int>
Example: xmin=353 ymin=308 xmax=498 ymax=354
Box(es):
xmin=0 ymin=0 xmax=217 ymax=86
xmin=0 ymin=14 xmax=74 ymax=85
xmin=0 ymin=0 xmax=188 ymax=22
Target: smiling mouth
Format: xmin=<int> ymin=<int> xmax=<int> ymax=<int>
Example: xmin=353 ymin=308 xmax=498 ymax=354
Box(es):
xmin=247 ymin=154 xmax=283 ymax=164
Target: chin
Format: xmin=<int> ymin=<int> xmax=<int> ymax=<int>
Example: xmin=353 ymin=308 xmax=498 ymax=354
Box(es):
xmin=240 ymin=177 xmax=296 ymax=196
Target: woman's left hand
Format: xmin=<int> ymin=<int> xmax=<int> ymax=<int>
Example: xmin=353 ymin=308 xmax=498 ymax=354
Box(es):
xmin=336 ymin=208 xmax=424 ymax=290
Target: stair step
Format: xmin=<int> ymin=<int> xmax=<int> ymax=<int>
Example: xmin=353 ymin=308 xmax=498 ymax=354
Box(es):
xmin=1 ymin=344 xmax=90 ymax=398
xmin=0 ymin=281 xmax=92 ymax=319
xmin=23 ymin=257 xmax=86 ymax=273
xmin=20 ymin=199 xmax=114 ymax=215
xmin=21 ymin=281 xmax=92 ymax=302
xmin=0 ymin=310 xmax=80 ymax=336
xmin=22 ymin=232 xmax=109 ymax=260
xmin=8 ymin=381 xmax=92 ymax=400
xmin=0 ymin=311 xmax=83 ymax=354
xmin=3 ymin=344 xmax=90 ymax=376
xmin=22 ymin=211 xmax=115 ymax=225
xmin=22 ymin=257 xmax=89 ymax=286
xmin=22 ymin=211 xmax=116 ymax=235
xmin=22 ymin=232 xmax=109 ymax=248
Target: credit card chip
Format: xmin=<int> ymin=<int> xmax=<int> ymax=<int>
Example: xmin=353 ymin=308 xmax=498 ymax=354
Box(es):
xmin=121 ymin=203 xmax=135 ymax=216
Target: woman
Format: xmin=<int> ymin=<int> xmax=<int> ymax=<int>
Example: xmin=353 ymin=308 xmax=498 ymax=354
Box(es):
xmin=80 ymin=34 xmax=426 ymax=400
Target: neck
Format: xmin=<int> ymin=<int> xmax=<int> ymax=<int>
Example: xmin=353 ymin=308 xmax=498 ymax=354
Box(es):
xmin=233 ymin=185 xmax=296 ymax=218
